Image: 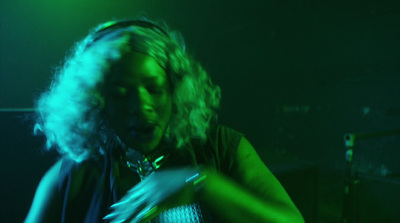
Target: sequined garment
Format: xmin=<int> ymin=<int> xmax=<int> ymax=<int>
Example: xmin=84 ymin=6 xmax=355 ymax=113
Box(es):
xmin=152 ymin=203 xmax=213 ymax=223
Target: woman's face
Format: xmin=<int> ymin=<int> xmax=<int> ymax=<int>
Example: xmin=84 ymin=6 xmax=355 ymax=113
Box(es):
xmin=104 ymin=51 xmax=172 ymax=154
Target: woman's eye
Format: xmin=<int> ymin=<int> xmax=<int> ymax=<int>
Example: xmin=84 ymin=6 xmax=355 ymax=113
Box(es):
xmin=147 ymin=86 xmax=163 ymax=94
xmin=111 ymin=87 xmax=128 ymax=98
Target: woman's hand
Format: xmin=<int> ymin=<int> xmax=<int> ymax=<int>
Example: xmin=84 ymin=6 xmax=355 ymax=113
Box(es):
xmin=104 ymin=167 xmax=205 ymax=223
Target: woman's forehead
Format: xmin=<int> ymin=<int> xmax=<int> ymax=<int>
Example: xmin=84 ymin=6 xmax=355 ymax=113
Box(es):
xmin=106 ymin=52 xmax=168 ymax=85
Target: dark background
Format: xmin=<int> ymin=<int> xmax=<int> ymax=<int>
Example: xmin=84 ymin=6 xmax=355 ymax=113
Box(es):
xmin=1 ymin=0 xmax=400 ymax=222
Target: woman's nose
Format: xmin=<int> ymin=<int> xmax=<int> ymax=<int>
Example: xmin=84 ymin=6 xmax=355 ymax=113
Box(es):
xmin=128 ymin=88 xmax=154 ymax=115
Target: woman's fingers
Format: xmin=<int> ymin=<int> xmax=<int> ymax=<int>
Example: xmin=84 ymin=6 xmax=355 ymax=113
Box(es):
xmin=106 ymin=193 xmax=160 ymax=223
xmin=105 ymin=168 xmax=201 ymax=222
xmin=129 ymin=205 xmax=158 ymax=223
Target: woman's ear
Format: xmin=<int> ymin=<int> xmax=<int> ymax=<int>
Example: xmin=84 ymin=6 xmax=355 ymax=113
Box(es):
xmin=91 ymin=91 xmax=105 ymax=109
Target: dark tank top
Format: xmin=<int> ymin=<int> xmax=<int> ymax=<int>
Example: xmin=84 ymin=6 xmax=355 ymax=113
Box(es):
xmin=58 ymin=125 xmax=243 ymax=222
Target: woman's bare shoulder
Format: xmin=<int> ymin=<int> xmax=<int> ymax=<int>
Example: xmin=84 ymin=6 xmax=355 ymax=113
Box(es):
xmin=24 ymin=159 xmax=62 ymax=223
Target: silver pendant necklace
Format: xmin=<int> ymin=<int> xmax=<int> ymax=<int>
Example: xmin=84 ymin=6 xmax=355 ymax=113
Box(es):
xmin=121 ymin=146 xmax=170 ymax=180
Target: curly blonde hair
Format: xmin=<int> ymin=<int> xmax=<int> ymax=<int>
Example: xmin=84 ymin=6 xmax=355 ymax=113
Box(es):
xmin=35 ymin=19 xmax=221 ymax=162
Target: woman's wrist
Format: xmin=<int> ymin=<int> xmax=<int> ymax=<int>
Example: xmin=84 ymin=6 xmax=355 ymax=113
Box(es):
xmin=185 ymin=169 xmax=207 ymax=189
xmin=185 ymin=167 xmax=210 ymax=201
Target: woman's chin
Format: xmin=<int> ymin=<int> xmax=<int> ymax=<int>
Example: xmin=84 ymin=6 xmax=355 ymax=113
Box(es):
xmin=125 ymin=137 xmax=162 ymax=155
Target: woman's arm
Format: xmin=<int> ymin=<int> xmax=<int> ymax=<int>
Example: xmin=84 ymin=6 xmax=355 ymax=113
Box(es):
xmin=199 ymin=137 xmax=304 ymax=223
xmin=105 ymin=137 xmax=305 ymax=223
xmin=24 ymin=159 xmax=62 ymax=223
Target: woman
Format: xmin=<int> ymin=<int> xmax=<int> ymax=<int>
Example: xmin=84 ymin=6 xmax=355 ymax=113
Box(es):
xmin=25 ymin=19 xmax=304 ymax=223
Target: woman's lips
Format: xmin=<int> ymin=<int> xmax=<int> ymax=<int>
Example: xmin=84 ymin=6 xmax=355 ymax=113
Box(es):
xmin=128 ymin=124 xmax=157 ymax=142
